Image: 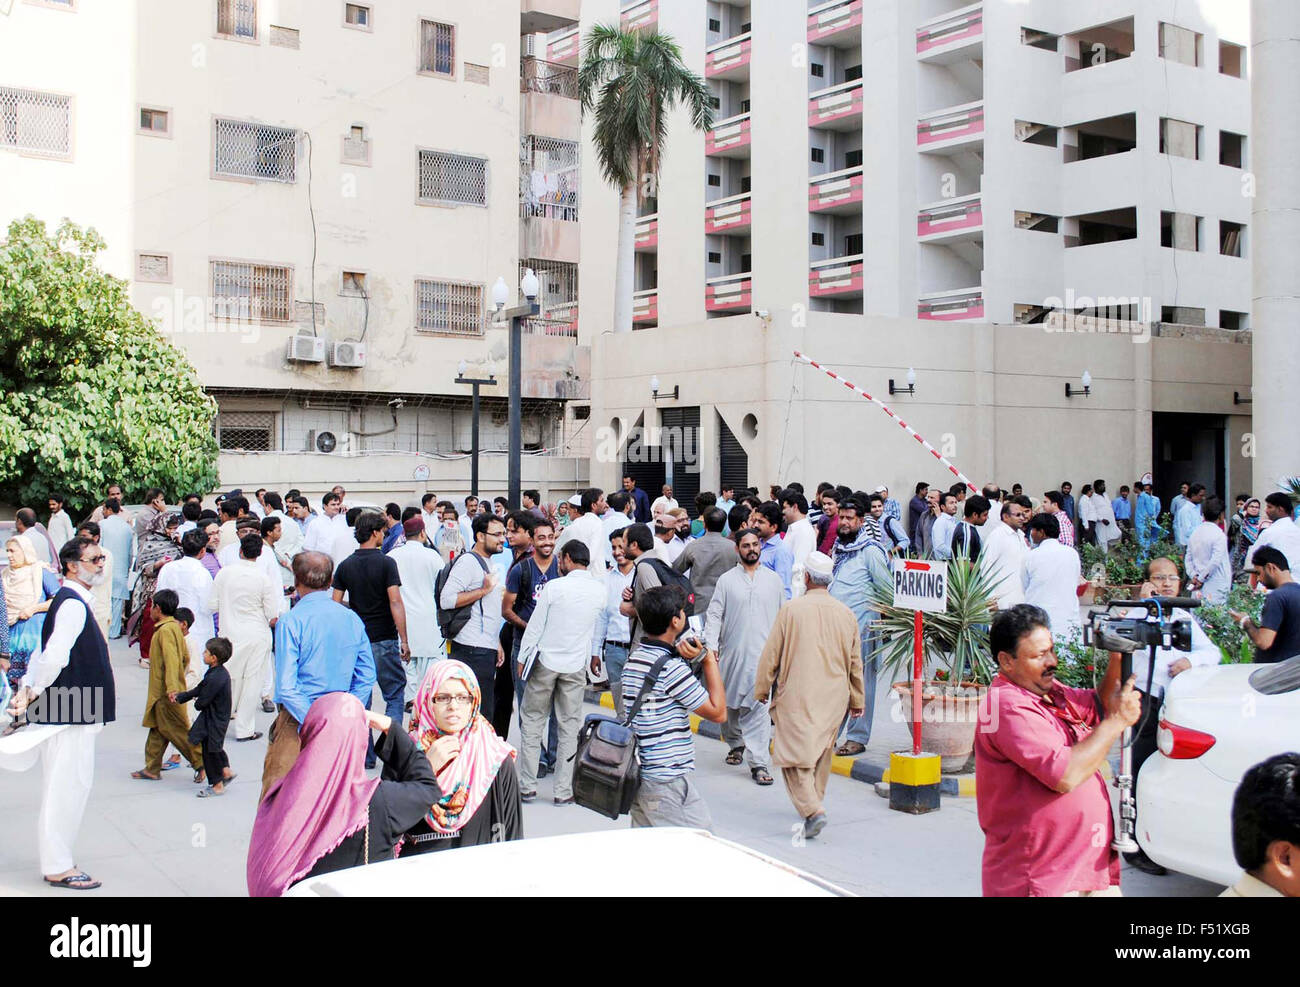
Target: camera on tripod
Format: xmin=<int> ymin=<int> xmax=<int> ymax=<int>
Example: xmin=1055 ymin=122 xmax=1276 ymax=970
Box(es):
xmin=1083 ymin=596 xmax=1201 ymax=655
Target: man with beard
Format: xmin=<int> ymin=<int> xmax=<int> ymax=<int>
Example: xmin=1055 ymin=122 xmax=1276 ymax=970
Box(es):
xmin=828 ymin=496 xmax=891 ymax=757
xmin=703 ymin=529 xmax=784 ymax=786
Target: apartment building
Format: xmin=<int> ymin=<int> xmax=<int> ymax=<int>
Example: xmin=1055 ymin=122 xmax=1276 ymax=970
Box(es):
xmin=0 ymin=0 xmax=591 ymax=502
xmin=580 ymin=0 xmax=1255 ymax=508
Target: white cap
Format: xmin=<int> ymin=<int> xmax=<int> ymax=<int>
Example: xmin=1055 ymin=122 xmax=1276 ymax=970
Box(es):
xmin=567 ymin=494 xmax=583 ymax=506
xmin=805 ymin=551 xmax=833 ymax=579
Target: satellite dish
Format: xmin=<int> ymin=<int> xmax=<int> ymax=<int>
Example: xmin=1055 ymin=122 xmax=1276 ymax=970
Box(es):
xmin=316 ymin=430 xmax=337 ymax=453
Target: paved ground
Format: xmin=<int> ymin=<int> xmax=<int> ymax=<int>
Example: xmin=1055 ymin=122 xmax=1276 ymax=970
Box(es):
xmin=0 ymin=636 xmax=1223 ymax=896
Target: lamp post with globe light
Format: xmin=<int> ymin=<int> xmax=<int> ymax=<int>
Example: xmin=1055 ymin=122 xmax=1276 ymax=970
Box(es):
xmin=492 ymin=269 xmax=540 ymax=507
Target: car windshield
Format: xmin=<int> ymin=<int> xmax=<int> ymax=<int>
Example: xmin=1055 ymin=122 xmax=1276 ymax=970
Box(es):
xmin=1249 ymin=653 xmax=1300 ymax=695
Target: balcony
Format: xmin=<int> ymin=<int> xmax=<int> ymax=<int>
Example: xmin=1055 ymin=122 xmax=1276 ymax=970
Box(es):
xmin=635 ymin=213 xmax=658 ymax=251
xmin=917 ymin=193 xmax=983 ymax=242
xmin=809 ymin=254 xmax=863 ymax=299
xmin=917 ymin=100 xmax=984 ymax=151
xmin=808 ymin=0 xmax=862 ymax=47
xmin=521 ymin=57 xmax=578 ymax=98
xmin=546 ymin=27 xmax=579 ymax=66
xmin=706 ymin=32 xmax=752 ymax=81
xmin=706 ymin=111 xmax=751 ymax=158
xmin=915 ymin=2 xmax=983 ymax=63
xmin=521 ymin=0 xmax=580 ymax=35
xmin=918 ymin=286 xmax=984 ymax=321
xmin=705 ymin=272 xmax=752 ymax=313
xmin=522 ymin=313 xmax=578 ymax=338
xmin=808 ymin=78 xmax=863 ymax=131
xmin=705 ymin=192 xmax=751 ymax=236
xmin=809 ymin=165 xmax=863 ymax=214
xmin=620 ymin=0 xmax=656 ymax=33
xmin=632 ymin=288 xmax=658 ymax=326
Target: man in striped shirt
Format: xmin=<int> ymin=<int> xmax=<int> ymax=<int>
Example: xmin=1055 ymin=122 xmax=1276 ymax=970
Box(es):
xmin=621 ymin=584 xmax=727 ymax=829
xmin=1043 ymin=490 xmax=1075 ymax=549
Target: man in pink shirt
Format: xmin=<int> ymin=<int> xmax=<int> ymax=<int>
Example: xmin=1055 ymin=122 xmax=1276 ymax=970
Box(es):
xmin=976 ymin=604 xmax=1140 ymax=896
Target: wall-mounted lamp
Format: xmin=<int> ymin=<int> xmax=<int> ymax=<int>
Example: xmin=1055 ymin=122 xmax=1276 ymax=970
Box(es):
xmin=650 ymin=375 xmax=678 ymax=401
xmin=889 ymin=367 xmax=917 ymax=396
xmin=1065 ymin=370 xmax=1092 ymax=398
xmin=1233 ymin=390 xmax=1252 ymax=405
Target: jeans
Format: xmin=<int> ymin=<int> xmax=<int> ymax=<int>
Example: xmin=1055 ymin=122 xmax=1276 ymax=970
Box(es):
xmin=366 ymin=638 xmax=407 ymax=767
xmin=109 ymin=596 xmax=129 ymax=639
xmin=518 ymin=663 xmax=585 ymax=799
xmin=512 ymin=637 xmax=556 ymax=767
xmin=842 ymin=642 xmax=878 ymax=746
xmin=603 ymin=641 xmax=630 ymax=719
xmin=450 ymin=642 xmax=498 ymax=727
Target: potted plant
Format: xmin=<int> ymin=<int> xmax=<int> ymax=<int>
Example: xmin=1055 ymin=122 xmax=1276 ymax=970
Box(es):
xmin=1194 ymin=585 xmax=1265 ymax=663
xmin=867 ymin=559 xmax=998 ymax=772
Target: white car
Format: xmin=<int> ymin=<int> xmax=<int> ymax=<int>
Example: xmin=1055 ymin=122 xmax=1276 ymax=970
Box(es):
xmin=1136 ymin=654 xmax=1300 ymax=885
xmin=285 ymin=828 xmax=850 ymax=897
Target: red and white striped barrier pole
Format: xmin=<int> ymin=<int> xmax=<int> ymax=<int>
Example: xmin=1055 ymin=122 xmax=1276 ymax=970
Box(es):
xmin=792 ymin=350 xmax=978 ymax=494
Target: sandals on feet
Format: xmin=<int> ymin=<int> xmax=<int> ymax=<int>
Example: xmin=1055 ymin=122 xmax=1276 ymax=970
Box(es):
xmin=161 ymin=755 xmax=182 ymax=771
xmin=725 ymin=747 xmax=745 ymax=766
xmin=197 ymin=786 xmax=224 ymax=798
xmin=751 ymin=767 xmax=774 ymax=786
xmin=193 ymin=769 xmax=206 ymax=784
xmin=45 ymin=871 xmax=101 ymax=890
xmin=835 ymin=741 xmax=866 ymax=757
xmin=130 ymin=770 xmax=161 ymax=781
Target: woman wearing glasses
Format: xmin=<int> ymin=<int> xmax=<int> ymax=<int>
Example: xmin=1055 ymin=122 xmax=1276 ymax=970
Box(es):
xmin=399 ymin=659 xmax=522 ymax=855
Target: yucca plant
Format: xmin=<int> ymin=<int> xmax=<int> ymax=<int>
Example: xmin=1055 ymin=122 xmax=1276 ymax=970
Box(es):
xmin=866 ymin=558 xmax=999 ymax=687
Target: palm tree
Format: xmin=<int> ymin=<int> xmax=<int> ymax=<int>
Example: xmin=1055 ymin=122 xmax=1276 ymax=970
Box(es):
xmin=578 ymin=24 xmax=713 ymax=333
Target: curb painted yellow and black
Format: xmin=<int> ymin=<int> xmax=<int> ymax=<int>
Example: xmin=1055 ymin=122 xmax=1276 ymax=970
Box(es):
xmin=584 ymin=689 xmax=978 ymax=798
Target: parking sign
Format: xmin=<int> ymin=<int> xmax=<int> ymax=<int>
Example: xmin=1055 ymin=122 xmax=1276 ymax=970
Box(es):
xmin=892 ymin=559 xmax=948 ymax=613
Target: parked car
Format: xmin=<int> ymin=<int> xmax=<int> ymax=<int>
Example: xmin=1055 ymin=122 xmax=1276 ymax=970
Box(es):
xmin=1137 ymin=654 xmax=1300 ymax=886
xmin=285 ymin=827 xmax=850 ymax=897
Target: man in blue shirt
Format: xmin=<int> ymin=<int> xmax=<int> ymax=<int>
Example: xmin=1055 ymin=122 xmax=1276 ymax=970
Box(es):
xmin=261 ymin=550 xmax=376 ymax=799
xmin=751 ymin=502 xmax=793 ymax=599
xmin=1174 ymin=483 xmax=1206 ymax=547
xmin=622 ymin=475 xmax=652 ymax=524
xmin=1112 ymin=484 xmax=1133 ymax=542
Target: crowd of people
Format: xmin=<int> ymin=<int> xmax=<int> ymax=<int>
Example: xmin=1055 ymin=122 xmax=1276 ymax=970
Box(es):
xmin=1 ymin=469 xmax=1296 ymax=897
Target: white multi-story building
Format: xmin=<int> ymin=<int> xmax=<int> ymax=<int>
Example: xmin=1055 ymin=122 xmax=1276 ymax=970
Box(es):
xmin=0 ymin=0 xmax=592 ymax=503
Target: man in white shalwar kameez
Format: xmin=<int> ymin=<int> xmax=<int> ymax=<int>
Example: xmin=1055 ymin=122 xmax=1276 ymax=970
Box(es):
xmin=703 ymin=530 xmax=785 ymax=785
xmin=1022 ymin=513 xmax=1083 ymax=641
xmin=207 ymin=533 xmax=281 ymax=741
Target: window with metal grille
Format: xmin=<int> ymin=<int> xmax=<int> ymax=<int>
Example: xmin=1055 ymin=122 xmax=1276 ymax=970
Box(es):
xmin=419 ymin=19 xmax=455 ymax=77
xmin=211 ymin=260 xmax=292 ymax=322
xmin=417 ymin=149 xmax=486 ymax=205
xmin=708 ymin=251 xmax=722 ymax=264
xmin=811 ymin=232 xmax=825 ymax=246
xmin=520 ymin=135 xmax=580 ymax=220
xmin=708 ymin=18 xmax=720 ymax=32
xmin=521 ymin=258 xmax=577 ymax=321
xmin=0 ymin=86 xmax=71 ymax=157
xmin=218 ymin=412 xmax=274 ymax=451
xmin=214 ymin=118 xmax=297 ymax=182
xmin=217 ymin=0 xmax=257 ymax=39
xmin=415 ymin=279 xmax=483 ymax=334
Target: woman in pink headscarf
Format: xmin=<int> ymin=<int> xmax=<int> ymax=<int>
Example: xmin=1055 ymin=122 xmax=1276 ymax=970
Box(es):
xmin=399 ymin=659 xmax=522 ymax=855
xmin=246 ymin=692 xmax=439 ymax=896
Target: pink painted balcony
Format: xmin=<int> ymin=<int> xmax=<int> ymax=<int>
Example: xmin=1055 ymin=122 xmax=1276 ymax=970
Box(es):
xmin=809 ymin=254 xmax=863 ymax=299
xmin=705 ymin=192 xmax=751 ymax=236
xmin=808 ymin=78 xmax=863 ymax=131
xmin=917 ymin=193 xmax=983 ymax=242
xmin=809 ymin=166 xmax=863 ymax=214
xmin=807 ymin=0 xmax=862 ymax=48
xmin=705 ymin=272 xmax=752 ymax=313
xmin=546 ymin=27 xmax=579 ymax=66
xmin=918 ymin=287 xmax=985 ymax=321
xmin=620 ymin=0 xmax=656 ymax=33
xmin=632 ymin=288 xmax=658 ymax=325
xmin=635 ymin=213 xmax=658 ymax=251
xmin=916 ymin=100 xmax=984 ymax=151
xmin=706 ymin=111 xmax=751 ymax=158
xmin=706 ymin=32 xmax=751 ymax=81
xmin=916 ymin=2 xmax=984 ymax=62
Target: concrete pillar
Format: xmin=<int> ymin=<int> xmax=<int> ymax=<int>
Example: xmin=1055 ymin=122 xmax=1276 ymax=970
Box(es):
xmin=1251 ymin=0 xmax=1300 ymax=493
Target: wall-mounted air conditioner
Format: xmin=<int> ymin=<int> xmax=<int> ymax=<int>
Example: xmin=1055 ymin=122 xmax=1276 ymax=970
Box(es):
xmin=329 ymin=340 xmax=366 ymax=368
xmin=286 ymin=334 xmax=326 ymax=363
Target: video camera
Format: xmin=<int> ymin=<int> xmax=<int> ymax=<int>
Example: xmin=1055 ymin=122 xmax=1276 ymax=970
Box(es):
xmin=1083 ymin=596 xmax=1201 ymax=655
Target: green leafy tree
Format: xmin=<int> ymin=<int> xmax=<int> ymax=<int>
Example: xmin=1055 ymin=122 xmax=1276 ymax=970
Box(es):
xmin=0 ymin=216 xmax=217 ymax=514
xmin=578 ymin=24 xmax=713 ymax=333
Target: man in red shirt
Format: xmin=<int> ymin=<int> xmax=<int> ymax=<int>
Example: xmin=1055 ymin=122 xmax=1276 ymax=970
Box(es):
xmin=975 ymin=604 xmax=1140 ymax=896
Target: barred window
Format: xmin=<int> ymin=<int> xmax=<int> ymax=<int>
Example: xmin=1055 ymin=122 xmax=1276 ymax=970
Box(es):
xmin=218 ymin=412 xmax=274 ymax=452
xmin=415 ymin=279 xmax=483 ymax=335
xmin=520 ymin=135 xmax=579 ymax=220
xmin=214 ymin=117 xmax=297 ymax=182
xmin=211 ymin=260 xmax=292 ymax=322
xmin=521 ymin=258 xmax=577 ymax=319
xmin=417 ymin=149 xmax=486 ymax=205
xmin=217 ymin=0 xmax=257 ymax=39
xmin=0 ymin=86 xmax=72 ymax=157
xmin=419 ymin=20 xmax=455 ymax=77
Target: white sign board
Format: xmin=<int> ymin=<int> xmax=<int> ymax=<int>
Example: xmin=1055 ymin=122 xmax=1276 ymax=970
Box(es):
xmin=413 ymin=464 xmax=431 ymax=482
xmin=892 ymin=559 xmax=948 ymax=614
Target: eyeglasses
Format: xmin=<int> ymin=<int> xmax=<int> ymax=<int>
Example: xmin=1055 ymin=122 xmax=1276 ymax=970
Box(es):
xmin=81 ymin=554 xmax=107 ymax=565
xmin=432 ymin=694 xmax=474 ymax=708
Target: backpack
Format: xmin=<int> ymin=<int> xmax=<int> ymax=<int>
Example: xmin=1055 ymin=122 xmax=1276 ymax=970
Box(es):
xmin=434 ymin=551 xmax=490 ymax=640
xmin=637 ymin=557 xmax=695 ymax=616
xmin=571 ymin=651 xmax=672 ymax=820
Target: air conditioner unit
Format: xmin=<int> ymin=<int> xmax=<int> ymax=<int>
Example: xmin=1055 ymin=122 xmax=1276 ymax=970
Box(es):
xmin=329 ymin=340 xmax=366 ymax=368
xmin=286 ymin=334 xmax=326 ymax=363
xmin=308 ymin=429 xmax=343 ymax=453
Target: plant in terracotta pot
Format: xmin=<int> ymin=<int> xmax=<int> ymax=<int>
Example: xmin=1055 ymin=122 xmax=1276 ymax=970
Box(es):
xmin=867 ymin=558 xmax=998 ymax=772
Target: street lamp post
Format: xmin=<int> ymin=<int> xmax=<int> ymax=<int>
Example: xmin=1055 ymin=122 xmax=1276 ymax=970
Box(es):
xmin=454 ymin=359 xmax=496 ymax=498
xmin=492 ymin=269 xmax=540 ymax=508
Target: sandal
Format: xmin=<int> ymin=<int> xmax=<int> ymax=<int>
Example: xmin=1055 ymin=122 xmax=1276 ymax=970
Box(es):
xmin=235 ymin=731 xmax=263 ymax=742
xmin=197 ymin=786 xmax=224 ymax=798
xmin=724 ymin=747 xmax=745 ymax=766
xmin=161 ymin=754 xmax=182 ymax=771
xmin=44 ymin=871 xmax=101 ymax=890
xmin=137 ymin=658 xmax=150 ymax=669
xmin=751 ymin=767 xmax=774 ymax=786
xmin=835 ymin=741 xmax=866 ymax=757
xmin=130 ymin=770 xmax=161 ymax=781
xmin=193 ymin=768 xmax=206 ymax=784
